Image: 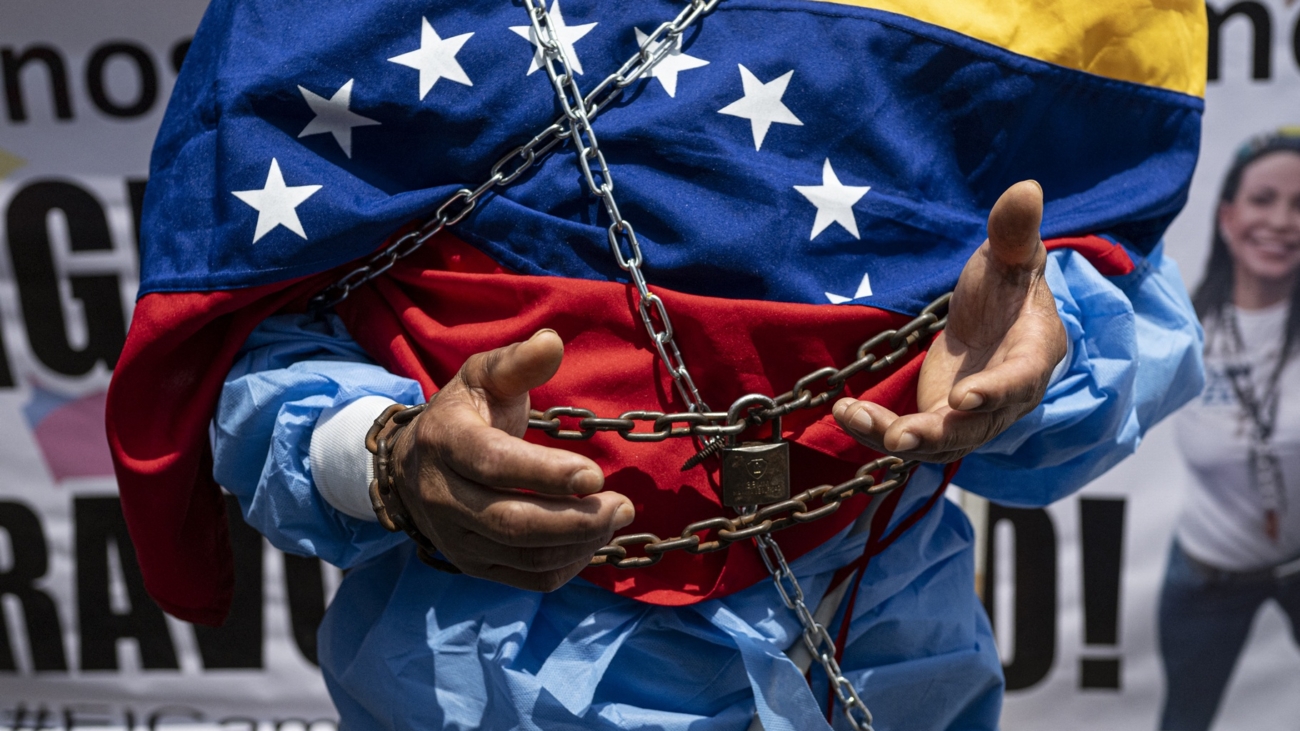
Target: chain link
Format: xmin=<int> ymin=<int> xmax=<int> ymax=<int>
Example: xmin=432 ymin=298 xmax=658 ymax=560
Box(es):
xmin=756 ymin=534 xmax=875 ymax=731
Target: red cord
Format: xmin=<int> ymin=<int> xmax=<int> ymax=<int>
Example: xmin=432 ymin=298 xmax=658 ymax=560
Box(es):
xmin=820 ymin=461 xmax=963 ymax=723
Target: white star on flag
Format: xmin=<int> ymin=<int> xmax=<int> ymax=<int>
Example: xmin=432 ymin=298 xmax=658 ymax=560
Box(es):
xmin=297 ymin=80 xmax=380 ymax=158
xmin=825 ymin=272 xmax=874 ymax=303
xmin=718 ymin=65 xmax=803 ymax=150
xmin=389 ymin=18 xmax=474 ymax=99
xmin=510 ymin=0 xmax=597 ymax=76
xmin=634 ymin=28 xmax=708 ymax=97
xmin=232 ymin=159 xmax=322 ymax=243
xmin=794 ymin=159 xmax=871 ymax=239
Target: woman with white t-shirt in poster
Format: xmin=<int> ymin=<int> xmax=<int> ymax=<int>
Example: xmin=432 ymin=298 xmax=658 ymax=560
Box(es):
xmin=1160 ymin=129 xmax=1300 ymax=731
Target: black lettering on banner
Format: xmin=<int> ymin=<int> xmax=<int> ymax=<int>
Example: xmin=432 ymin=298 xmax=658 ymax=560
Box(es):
xmin=0 ymin=320 xmax=14 ymax=387
xmin=283 ymin=554 xmax=327 ymax=667
xmin=148 ymin=707 xmax=202 ymax=731
xmin=170 ymin=39 xmax=192 ymax=75
xmin=63 ymin=704 xmax=113 ymax=730
xmin=1078 ymin=498 xmax=1126 ymax=690
xmin=2 ymin=703 xmax=57 ymax=731
xmin=0 ymin=502 xmax=67 ymax=672
xmin=126 ymin=179 xmax=148 ymax=256
xmin=1294 ymin=9 xmax=1300 ymax=74
xmin=1206 ymin=1 xmax=1272 ymax=81
xmin=193 ymin=495 xmax=264 ymax=669
xmin=5 ymin=181 xmax=128 ymax=376
xmin=1 ymin=46 xmax=73 ymax=122
xmin=74 ymin=496 xmax=178 ymax=671
xmin=85 ymin=43 xmax=158 ymax=119
xmin=982 ymin=505 xmax=1057 ymax=692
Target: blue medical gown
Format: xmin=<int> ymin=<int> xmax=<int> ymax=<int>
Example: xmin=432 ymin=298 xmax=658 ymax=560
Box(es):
xmin=211 ymin=246 xmax=1203 ymax=730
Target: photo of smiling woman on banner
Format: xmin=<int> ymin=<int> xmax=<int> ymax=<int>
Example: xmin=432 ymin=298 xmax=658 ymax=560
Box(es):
xmin=1161 ymin=128 xmax=1300 ymax=731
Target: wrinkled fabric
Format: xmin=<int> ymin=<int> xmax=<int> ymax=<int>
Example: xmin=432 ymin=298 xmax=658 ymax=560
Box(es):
xmin=211 ymin=247 xmax=1202 ymax=729
xmin=314 ymin=492 xmax=994 ymax=731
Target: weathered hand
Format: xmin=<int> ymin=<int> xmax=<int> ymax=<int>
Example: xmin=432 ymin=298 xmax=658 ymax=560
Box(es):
xmin=833 ymin=180 xmax=1067 ymax=463
xmin=389 ymin=330 xmax=634 ymax=591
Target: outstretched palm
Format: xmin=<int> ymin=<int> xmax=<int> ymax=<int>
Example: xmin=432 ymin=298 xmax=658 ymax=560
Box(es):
xmin=834 ymin=180 xmax=1067 ymax=462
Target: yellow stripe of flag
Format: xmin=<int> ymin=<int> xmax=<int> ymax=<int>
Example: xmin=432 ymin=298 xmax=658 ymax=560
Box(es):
xmin=814 ymin=0 xmax=1208 ymax=98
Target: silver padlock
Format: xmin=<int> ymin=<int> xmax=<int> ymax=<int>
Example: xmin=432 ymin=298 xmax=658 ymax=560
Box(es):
xmin=721 ymin=397 xmax=791 ymax=508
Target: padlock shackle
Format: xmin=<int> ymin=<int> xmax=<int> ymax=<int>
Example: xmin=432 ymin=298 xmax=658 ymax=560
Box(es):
xmin=725 ymin=393 xmax=781 ymax=446
xmin=726 ymin=393 xmax=777 ymax=426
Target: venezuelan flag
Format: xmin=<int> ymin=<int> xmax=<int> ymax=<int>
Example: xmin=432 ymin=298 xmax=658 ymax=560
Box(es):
xmin=109 ymin=0 xmax=1205 ymax=623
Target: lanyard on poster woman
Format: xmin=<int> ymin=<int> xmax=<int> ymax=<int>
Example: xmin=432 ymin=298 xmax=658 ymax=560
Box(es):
xmin=1222 ymin=306 xmax=1288 ymax=541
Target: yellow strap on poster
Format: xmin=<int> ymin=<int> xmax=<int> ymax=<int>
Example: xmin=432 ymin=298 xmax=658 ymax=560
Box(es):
xmin=815 ymin=0 xmax=1208 ymax=98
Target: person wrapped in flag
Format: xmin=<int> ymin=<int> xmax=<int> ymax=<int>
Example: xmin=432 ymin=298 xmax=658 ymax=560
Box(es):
xmin=107 ymin=0 xmax=1208 ymax=728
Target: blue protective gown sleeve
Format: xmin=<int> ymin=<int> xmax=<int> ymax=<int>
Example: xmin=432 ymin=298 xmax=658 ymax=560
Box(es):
xmin=210 ymin=245 xmax=1203 ymax=731
xmin=210 ymin=313 xmax=423 ymax=568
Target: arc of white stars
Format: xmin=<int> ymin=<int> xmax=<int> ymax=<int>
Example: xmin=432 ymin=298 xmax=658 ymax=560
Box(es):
xmin=510 ymin=0 xmax=597 ymax=76
xmin=389 ymin=18 xmax=474 ymax=99
xmin=297 ymin=80 xmax=380 ymax=158
xmin=717 ymin=65 xmax=803 ymax=150
xmin=633 ymin=28 xmax=708 ymax=97
xmin=232 ymin=159 xmax=322 ymax=243
xmin=794 ymin=158 xmax=870 ymax=240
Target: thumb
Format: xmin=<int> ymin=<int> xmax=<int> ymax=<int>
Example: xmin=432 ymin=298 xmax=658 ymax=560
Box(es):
xmin=461 ymin=329 xmax=565 ymax=403
xmin=986 ymin=180 xmax=1044 ymax=269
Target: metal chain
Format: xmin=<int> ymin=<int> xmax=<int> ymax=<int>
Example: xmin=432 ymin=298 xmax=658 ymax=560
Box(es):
xmin=311 ymin=2 xmax=947 ymax=724
xmin=526 ymin=0 xmax=714 ymax=413
xmin=587 ymin=455 xmax=914 ymax=569
xmin=515 ymin=53 xmax=904 ymax=729
xmin=756 ymin=534 xmax=875 ymax=731
xmin=519 ymin=8 xmax=938 ymax=724
xmin=527 ymin=292 xmax=949 ymax=445
xmin=528 ymin=292 xmax=947 ymax=568
xmin=308 ymin=0 xmax=723 ymax=317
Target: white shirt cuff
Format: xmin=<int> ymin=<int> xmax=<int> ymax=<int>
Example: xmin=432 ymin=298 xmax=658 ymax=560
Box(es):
xmin=309 ymin=395 xmax=399 ymax=521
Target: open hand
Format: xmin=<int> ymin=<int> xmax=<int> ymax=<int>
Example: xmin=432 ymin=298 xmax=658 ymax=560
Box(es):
xmin=390 ymin=330 xmax=634 ymax=590
xmin=833 ymin=180 xmax=1067 ymax=463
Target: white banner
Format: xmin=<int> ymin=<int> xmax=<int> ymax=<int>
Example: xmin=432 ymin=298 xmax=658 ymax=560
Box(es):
xmin=0 ymin=0 xmax=338 ymax=726
xmin=0 ymin=1 xmax=1297 ymax=729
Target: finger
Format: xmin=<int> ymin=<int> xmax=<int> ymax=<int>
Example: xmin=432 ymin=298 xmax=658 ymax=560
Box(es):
xmin=461 ymin=329 xmax=565 ymax=404
xmin=472 ymin=558 xmax=591 ymax=593
xmin=948 ymin=345 xmax=1057 ymax=414
xmin=832 ymin=398 xmax=900 ymax=449
xmin=453 ymin=531 xmax=612 ymax=573
xmin=467 ymin=490 xmax=635 ymax=548
xmin=881 ymin=409 xmax=1006 ymax=457
xmin=986 ymin=180 xmax=1044 ymax=269
xmin=442 ymin=404 xmax=605 ymax=495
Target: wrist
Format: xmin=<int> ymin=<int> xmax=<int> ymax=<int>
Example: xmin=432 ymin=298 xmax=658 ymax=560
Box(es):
xmin=366 ymin=401 xmax=460 ymax=573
